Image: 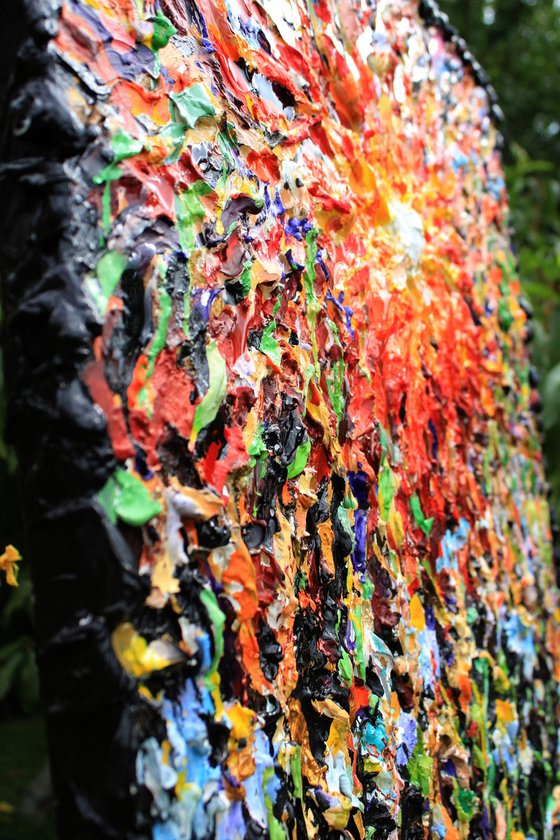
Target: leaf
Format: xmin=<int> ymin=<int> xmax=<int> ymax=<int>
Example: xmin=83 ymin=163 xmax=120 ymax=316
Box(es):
xmin=522 ymin=280 xmax=560 ymax=304
xmin=17 ymin=648 xmax=40 ymax=714
xmin=0 ymin=577 xmax=32 ymax=628
xmin=549 ymin=308 xmax=560 ymax=368
xmin=0 ymin=646 xmax=26 ymax=702
xmin=542 ymin=363 xmax=560 ymax=430
xmin=0 ymin=638 xmax=28 ymax=664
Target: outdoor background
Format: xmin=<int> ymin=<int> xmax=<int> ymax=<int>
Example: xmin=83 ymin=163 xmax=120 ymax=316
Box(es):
xmin=0 ymin=0 xmax=558 ymax=836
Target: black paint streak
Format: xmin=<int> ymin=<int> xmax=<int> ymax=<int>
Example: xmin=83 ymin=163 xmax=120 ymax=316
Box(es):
xmin=0 ymin=2 xmax=151 ymax=837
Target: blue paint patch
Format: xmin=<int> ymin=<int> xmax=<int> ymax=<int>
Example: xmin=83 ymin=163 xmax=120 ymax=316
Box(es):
xmin=436 ymin=518 xmax=470 ymax=573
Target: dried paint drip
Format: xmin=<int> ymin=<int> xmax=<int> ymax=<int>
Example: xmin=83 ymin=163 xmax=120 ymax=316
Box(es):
xmin=10 ymin=0 xmax=560 ymax=837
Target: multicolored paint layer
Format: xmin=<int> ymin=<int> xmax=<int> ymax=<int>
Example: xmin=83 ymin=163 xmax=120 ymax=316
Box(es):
xmin=43 ymin=0 xmax=560 ymax=836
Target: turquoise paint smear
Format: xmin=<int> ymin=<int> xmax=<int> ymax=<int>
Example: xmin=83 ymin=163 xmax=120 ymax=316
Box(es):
xmin=362 ymin=718 xmax=388 ymax=753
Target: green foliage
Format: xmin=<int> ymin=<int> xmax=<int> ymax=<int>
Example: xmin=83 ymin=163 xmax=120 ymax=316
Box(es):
xmin=0 ymin=318 xmax=40 ymax=718
xmin=438 ymin=0 xmax=560 ymax=165
xmin=0 ymin=583 xmax=40 ymax=716
xmin=0 ymin=303 xmax=49 ymax=838
xmin=0 ymin=715 xmax=55 ymax=838
xmin=440 ymin=0 xmax=560 ymax=521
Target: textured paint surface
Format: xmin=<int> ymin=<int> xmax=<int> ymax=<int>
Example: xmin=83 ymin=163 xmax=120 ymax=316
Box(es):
xmin=8 ymin=0 xmax=560 ymax=837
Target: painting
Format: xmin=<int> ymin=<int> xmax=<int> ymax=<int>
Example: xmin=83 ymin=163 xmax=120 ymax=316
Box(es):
xmin=1 ymin=0 xmax=559 ymax=837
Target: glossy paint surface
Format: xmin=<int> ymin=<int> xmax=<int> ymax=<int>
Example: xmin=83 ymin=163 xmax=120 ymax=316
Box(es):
xmin=52 ymin=0 xmax=560 ymax=836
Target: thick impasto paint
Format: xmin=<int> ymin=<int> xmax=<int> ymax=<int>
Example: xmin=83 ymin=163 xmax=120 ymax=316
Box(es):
xmin=2 ymin=0 xmax=560 ymax=837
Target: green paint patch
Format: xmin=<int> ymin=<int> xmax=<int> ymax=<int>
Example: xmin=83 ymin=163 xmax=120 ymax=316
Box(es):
xmin=302 ymin=362 xmax=315 ymax=403
xmin=498 ymin=299 xmax=514 ymax=332
xmin=149 ymin=10 xmax=176 ymax=50
xmin=170 ymin=84 xmax=215 ymax=129
xmin=294 ymin=569 xmax=308 ymax=592
xmin=200 ymin=588 xmax=225 ymax=676
xmin=137 ymin=286 xmax=173 ymax=409
xmin=378 ymin=424 xmax=390 ymax=456
xmin=304 ymin=229 xmax=320 ymax=308
xmin=352 ymin=606 xmax=366 ymax=680
xmin=93 ymin=130 xmax=144 ymax=184
xmin=191 ymin=341 xmax=227 ymax=443
xmin=343 ymin=490 xmax=357 ymax=510
xmin=290 ymin=746 xmax=303 ymax=799
xmin=327 ymin=358 xmax=345 ymax=425
xmin=249 ymin=423 xmax=267 ymax=467
xmin=160 ymin=122 xmax=187 ymax=164
xmin=454 ymin=783 xmax=476 ymax=823
xmin=111 ymin=129 xmax=144 ymax=163
xmin=338 ymin=647 xmax=353 ymax=685
xmin=176 ymin=181 xmax=212 ymax=253
xmin=408 ymin=733 xmax=432 ymax=797
xmin=304 ymin=228 xmax=318 ymax=289
xmin=410 ymin=494 xmax=434 ymax=536
xmin=146 ymin=288 xmax=172 ymax=379
xmin=93 ymin=129 xmax=144 ymax=230
xmin=467 ymin=606 xmax=479 ymax=625
xmin=379 ymin=465 xmax=395 ymax=521
xmin=483 ymin=448 xmax=492 ymax=495
xmin=96 ymin=251 xmax=127 ymax=304
xmin=233 ymin=259 xmax=253 ymax=299
xmin=260 ymin=320 xmax=282 ymax=367
xmin=92 ymin=165 xmax=124 ymax=188
xmin=287 ymin=438 xmax=311 ymax=478
xmin=362 ymin=579 xmax=373 ymax=600
xmin=263 ymin=767 xmax=287 ymax=839
xmin=99 ymin=468 xmax=162 ymax=527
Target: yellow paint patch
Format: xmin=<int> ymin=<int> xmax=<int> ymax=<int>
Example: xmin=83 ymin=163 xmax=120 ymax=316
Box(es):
xmin=495 ymin=699 xmax=515 ymax=726
xmin=409 ymin=594 xmax=426 ymax=631
xmin=227 ymin=702 xmax=254 ymax=740
xmin=112 ymin=622 xmax=181 ymax=678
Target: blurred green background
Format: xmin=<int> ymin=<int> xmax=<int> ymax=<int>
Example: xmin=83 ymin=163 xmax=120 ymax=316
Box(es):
xmin=0 ymin=1 xmax=558 ymax=837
